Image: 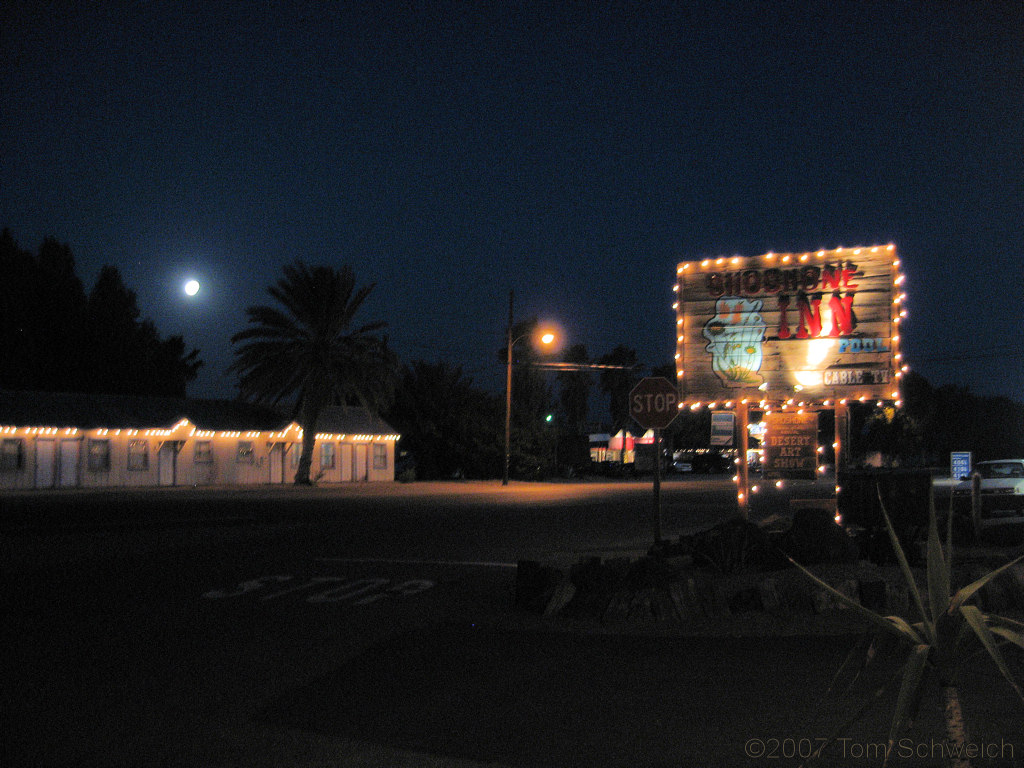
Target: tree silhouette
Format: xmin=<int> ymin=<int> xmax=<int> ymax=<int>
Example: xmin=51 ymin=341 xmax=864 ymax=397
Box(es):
xmin=553 ymin=343 xmax=593 ymax=473
xmin=858 ymin=371 xmax=1024 ymax=465
xmin=82 ymin=265 xmax=202 ymax=396
xmin=385 ymin=360 xmax=502 ymax=479
xmin=557 ymin=343 xmax=592 ymax=433
xmin=0 ymin=229 xmax=201 ymax=396
xmin=597 ymin=345 xmax=639 ymax=433
xmin=229 ymin=261 xmax=396 ymax=485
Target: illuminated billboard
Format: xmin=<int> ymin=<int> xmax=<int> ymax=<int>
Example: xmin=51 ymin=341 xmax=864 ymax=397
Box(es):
xmin=673 ymin=245 xmax=904 ymax=405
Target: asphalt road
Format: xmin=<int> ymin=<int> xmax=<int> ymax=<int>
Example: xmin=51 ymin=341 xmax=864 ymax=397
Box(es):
xmin=1 ymin=478 xmax=746 ymax=571
xmin=3 ymin=479 xmax=746 ymax=767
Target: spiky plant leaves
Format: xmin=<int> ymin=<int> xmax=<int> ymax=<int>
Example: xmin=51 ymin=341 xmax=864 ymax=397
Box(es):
xmin=926 ymin=497 xmax=951 ymax=625
xmin=988 ymin=623 xmax=1024 ymax=653
xmin=794 ymin=483 xmax=1024 ymax=766
xmin=948 ymin=553 xmax=1024 ymax=615
xmin=786 ymin=556 xmax=926 ymax=645
xmin=884 ymin=644 xmax=930 ymax=767
xmin=959 ymin=605 xmax=1024 ymax=705
xmin=797 ymin=672 xmax=902 ymax=768
xmin=819 ymin=634 xmax=876 ymax=706
xmin=876 ymin=486 xmax=934 ymax=641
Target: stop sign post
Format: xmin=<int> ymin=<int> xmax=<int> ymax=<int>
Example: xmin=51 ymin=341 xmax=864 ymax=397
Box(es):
xmin=629 ymin=377 xmax=679 ymax=545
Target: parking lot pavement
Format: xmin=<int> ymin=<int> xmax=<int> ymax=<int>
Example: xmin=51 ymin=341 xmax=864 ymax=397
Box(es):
xmin=252 ymin=622 xmax=1024 ymax=768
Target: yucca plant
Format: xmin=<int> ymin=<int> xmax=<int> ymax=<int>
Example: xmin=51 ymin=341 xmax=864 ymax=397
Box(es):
xmin=788 ymin=490 xmax=1024 ymax=767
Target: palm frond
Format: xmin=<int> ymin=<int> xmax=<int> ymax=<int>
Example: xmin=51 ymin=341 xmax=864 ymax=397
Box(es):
xmin=229 ymin=260 xmax=394 ymax=418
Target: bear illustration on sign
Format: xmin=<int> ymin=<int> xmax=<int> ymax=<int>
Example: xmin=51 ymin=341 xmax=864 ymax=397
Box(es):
xmin=703 ymin=297 xmax=766 ymax=387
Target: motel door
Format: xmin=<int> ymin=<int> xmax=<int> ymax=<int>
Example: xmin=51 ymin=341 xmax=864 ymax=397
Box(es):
xmin=158 ymin=442 xmax=178 ymax=486
xmin=340 ymin=444 xmax=353 ymax=481
xmin=58 ymin=439 xmax=80 ymax=488
xmin=353 ymin=444 xmax=369 ymax=482
xmin=35 ymin=439 xmax=56 ymax=488
xmin=268 ymin=443 xmax=285 ymax=484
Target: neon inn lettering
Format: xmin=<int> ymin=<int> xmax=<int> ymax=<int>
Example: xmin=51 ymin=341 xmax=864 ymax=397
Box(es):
xmin=705 ymin=262 xmax=859 ymax=339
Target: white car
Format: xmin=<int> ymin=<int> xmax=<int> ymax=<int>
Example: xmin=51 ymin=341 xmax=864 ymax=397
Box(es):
xmin=952 ymin=459 xmax=1024 ymax=530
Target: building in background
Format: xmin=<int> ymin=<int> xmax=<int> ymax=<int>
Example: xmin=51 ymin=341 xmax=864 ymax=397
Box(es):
xmin=0 ymin=391 xmax=399 ymax=489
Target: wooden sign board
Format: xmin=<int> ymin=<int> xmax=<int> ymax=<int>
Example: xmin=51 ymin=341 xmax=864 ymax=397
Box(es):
xmin=674 ymin=245 xmax=902 ymax=405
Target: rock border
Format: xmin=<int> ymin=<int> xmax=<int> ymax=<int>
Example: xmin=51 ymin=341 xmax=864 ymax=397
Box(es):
xmin=514 ymin=554 xmax=1024 ymax=635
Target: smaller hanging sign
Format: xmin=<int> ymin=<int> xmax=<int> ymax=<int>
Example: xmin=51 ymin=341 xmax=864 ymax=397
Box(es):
xmin=763 ymin=412 xmax=818 ymax=479
xmin=710 ymin=412 xmax=735 ymax=447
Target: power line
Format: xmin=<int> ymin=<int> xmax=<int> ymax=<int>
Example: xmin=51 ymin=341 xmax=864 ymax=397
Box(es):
xmin=527 ymin=362 xmax=642 ymax=371
xmin=911 ymin=348 xmax=1024 ymax=364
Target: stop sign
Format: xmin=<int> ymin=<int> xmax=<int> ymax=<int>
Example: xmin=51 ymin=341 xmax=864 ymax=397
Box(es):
xmin=629 ymin=377 xmax=680 ymax=430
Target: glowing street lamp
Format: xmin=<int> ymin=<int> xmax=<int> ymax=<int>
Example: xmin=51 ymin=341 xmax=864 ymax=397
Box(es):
xmin=503 ymin=290 xmax=557 ymax=486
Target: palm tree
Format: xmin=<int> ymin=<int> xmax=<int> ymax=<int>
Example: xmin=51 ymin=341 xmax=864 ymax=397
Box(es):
xmin=229 ymin=261 xmax=396 ymax=485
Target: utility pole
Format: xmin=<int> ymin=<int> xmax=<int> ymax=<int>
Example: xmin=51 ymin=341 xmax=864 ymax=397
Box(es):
xmin=503 ymin=289 xmax=514 ymax=486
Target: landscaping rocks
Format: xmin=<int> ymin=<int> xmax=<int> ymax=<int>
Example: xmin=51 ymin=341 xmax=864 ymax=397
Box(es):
xmin=777 ymin=508 xmax=859 ymax=565
xmin=681 ymin=517 xmax=787 ymax=574
xmin=515 ymin=516 xmax=1024 ymax=634
xmin=515 ymin=553 xmax=1024 ymax=633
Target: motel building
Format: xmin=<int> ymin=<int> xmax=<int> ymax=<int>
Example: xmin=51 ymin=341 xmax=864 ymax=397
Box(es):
xmin=589 ymin=429 xmax=660 ymax=471
xmin=0 ymin=391 xmax=400 ymax=490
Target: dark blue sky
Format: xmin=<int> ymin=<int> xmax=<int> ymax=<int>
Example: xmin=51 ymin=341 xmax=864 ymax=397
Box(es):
xmin=3 ymin=1 xmax=1022 ymax=401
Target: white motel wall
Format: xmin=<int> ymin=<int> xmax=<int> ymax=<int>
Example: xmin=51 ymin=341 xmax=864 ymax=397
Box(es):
xmin=0 ymin=392 xmax=399 ymax=490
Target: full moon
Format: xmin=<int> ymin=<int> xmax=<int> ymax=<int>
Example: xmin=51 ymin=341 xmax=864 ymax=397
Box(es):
xmin=183 ymin=279 xmax=200 ymax=296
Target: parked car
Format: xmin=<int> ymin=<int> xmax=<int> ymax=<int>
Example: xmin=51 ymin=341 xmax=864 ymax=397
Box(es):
xmin=952 ymin=459 xmax=1024 ymax=534
xmin=692 ymin=451 xmax=732 ymax=474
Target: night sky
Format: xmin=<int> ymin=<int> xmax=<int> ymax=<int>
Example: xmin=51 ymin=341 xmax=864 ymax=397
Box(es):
xmin=3 ymin=1 xmax=1022 ymax=403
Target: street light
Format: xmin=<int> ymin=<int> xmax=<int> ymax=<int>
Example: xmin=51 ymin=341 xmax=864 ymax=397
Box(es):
xmin=503 ymin=290 xmax=557 ymax=485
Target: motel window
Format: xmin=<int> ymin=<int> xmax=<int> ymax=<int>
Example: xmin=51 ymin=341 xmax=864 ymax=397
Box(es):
xmin=320 ymin=442 xmax=336 ymax=469
xmin=194 ymin=441 xmax=213 ymax=464
xmin=87 ymin=439 xmax=111 ymax=472
xmin=373 ymin=444 xmax=387 ymax=470
xmin=236 ymin=441 xmax=255 ymax=464
xmin=290 ymin=445 xmax=302 ymax=469
xmin=1 ymin=438 xmax=24 ymax=471
xmin=127 ymin=439 xmax=149 ymax=471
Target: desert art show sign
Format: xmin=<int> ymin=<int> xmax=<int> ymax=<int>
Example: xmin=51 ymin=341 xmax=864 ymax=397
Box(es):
xmin=763 ymin=411 xmax=818 ymax=479
xmin=673 ymin=245 xmax=903 ymax=405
